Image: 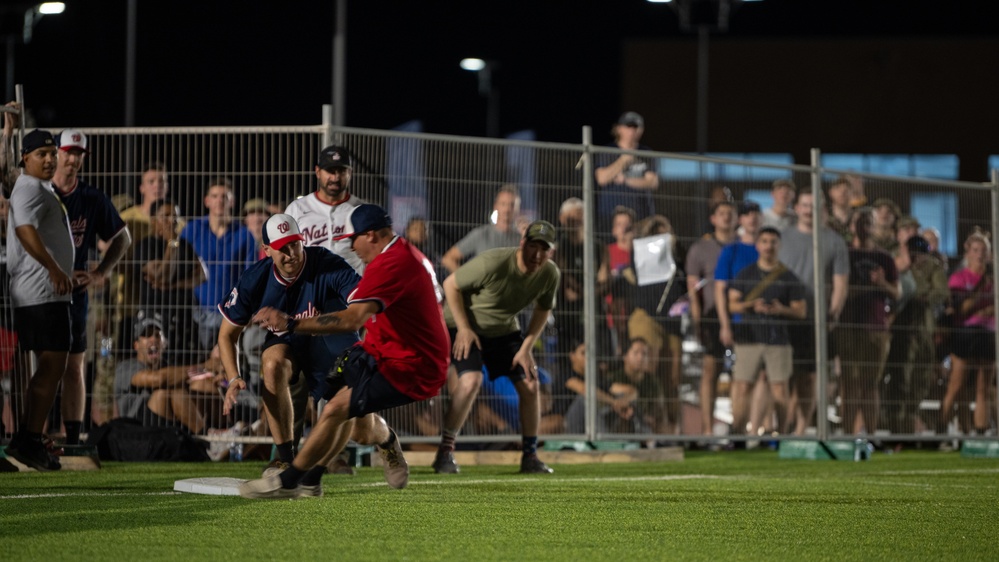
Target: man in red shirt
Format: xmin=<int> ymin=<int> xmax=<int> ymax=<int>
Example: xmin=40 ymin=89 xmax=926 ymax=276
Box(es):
xmin=240 ymin=204 xmax=449 ymax=499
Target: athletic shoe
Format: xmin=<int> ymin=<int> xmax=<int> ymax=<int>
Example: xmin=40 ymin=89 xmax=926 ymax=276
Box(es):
xmin=6 ymin=437 xmax=60 ymax=472
xmin=297 ymin=484 xmax=323 ymax=498
xmin=377 ymin=430 xmax=409 ymax=489
xmin=519 ymin=453 xmax=553 ymax=474
xmin=431 ymin=448 xmax=460 ymax=474
xmin=262 ymin=459 xmax=290 ymax=478
xmin=328 ymin=452 xmax=356 ymax=476
xmin=239 ymin=474 xmax=300 ymax=500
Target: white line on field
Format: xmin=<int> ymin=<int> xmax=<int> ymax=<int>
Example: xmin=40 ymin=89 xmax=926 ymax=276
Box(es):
xmin=0 ymin=491 xmax=181 ymax=500
xmin=357 ymin=473 xmax=730 ymax=487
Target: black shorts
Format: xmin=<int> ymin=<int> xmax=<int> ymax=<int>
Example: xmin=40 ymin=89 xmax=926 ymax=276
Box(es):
xmin=69 ymin=291 xmax=88 ymax=354
xmin=698 ymin=311 xmax=726 ymax=361
xmin=448 ymin=328 xmax=526 ymax=382
xmin=951 ymin=327 xmax=996 ymax=362
xmin=15 ymin=302 xmax=71 ymax=352
xmin=326 ymin=346 xmax=413 ymax=418
xmin=789 ymin=319 xmax=816 ymax=374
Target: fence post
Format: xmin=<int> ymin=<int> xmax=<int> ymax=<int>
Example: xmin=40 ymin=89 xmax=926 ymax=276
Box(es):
xmin=811 ymin=148 xmax=830 ymax=441
xmin=322 ymin=104 xmax=334 ymax=147
xmin=992 ymin=168 xmax=999 ymax=435
xmin=582 ymin=126 xmax=597 ymax=441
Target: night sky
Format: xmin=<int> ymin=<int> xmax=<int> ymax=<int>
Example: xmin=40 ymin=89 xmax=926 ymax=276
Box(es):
xmin=4 ymin=0 xmax=996 ymax=143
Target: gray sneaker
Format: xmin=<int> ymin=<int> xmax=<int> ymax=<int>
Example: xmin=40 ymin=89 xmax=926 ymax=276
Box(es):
xmin=377 ymin=431 xmax=409 ymax=489
xmin=432 ymin=449 xmax=460 ymax=474
xmin=520 ymin=453 xmax=553 ymax=474
xmin=297 ymin=484 xmax=323 ymax=498
xmin=239 ymin=474 xmax=300 ymax=500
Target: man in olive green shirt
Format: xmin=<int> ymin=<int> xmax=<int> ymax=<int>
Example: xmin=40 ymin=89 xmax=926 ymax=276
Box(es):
xmin=434 ymin=220 xmax=560 ymax=474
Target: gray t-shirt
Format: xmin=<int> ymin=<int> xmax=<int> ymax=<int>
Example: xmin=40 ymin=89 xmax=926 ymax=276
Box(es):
xmin=114 ymin=358 xmax=150 ymax=420
xmin=778 ymin=226 xmax=850 ymax=313
xmin=454 ymin=223 xmax=521 ymax=261
xmin=684 ymin=235 xmax=724 ymax=312
xmin=6 ymin=174 xmax=74 ymax=307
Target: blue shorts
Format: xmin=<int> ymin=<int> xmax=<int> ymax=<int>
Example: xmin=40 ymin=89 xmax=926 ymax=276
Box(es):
xmin=449 ymin=328 xmax=527 ymax=382
xmin=325 ymin=346 xmax=413 ymax=418
xmin=262 ymin=337 xmax=331 ymax=403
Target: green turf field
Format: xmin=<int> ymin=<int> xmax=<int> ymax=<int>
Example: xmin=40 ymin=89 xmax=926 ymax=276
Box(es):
xmin=2 ymin=450 xmax=997 ymax=561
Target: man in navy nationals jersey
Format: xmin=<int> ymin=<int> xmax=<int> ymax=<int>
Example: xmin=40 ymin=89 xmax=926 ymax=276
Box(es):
xmin=285 ymin=145 xmax=365 ymax=274
xmin=218 ymin=214 xmax=361 ymax=470
xmin=240 ymin=204 xmax=450 ymax=499
xmin=52 ymin=130 xmax=131 ymax=445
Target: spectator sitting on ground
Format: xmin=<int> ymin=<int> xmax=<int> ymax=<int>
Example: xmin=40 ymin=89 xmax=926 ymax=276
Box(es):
xmin=563 ymin=341 xmax=632 ymax=434
xmin=113 ymin=317 xmax=228 ymax=434
xmin=441 ymin=184 xmax=522 ymax=273
xmin=599 ymin=337 xmax=666 ymax=434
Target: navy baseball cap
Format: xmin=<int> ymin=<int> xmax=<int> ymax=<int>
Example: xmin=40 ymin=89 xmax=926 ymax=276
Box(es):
xmin=738 ymin=200 xmax=762 ymax=216
xmin=262 ymin=213 xmax=305 ymax=250
xmin=334 ymin=204 xmax=392 ymax=241
xmin=20 ymin=129 xmax=56 ymax=165
xmin=317 ymin=145 xmax=353 ymax=171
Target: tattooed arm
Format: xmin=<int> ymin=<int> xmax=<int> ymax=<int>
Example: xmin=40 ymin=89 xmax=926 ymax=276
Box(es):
xmin=252 ymin=301 xmax=379 ymax=335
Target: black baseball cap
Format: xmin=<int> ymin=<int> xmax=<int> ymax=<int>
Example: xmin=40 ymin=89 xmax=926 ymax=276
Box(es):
xmin=317 ymin=146 xmax=353 ymax=171
xmin=19 ymin=129 xmax=56 ymax=165
xmin=617 ymin=111 xmax=644 ymax=128
xmin=134 ymin=316 xmax=164 ymax=340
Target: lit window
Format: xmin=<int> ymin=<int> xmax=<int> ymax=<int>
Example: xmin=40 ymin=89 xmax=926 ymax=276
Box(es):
xmin=910 ymin=193 xmax=958 ymax=256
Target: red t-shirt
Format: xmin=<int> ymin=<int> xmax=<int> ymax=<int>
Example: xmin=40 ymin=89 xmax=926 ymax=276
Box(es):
xmin=348 ymin=237 xmax=450 ymax=400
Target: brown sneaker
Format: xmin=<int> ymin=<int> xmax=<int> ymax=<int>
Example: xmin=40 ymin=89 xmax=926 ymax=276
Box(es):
xmin=376 ymin=430 xmax=409 ymax=489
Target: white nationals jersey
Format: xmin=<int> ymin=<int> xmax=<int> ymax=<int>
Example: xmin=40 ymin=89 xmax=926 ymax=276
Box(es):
xmin=285 ymin=192 xmax=365 ymax=274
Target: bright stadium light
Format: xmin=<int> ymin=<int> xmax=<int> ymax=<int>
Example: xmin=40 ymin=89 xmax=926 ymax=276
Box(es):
xmin=460 ymin=58 xmax=486 ymax=72
xmin=38 ymin=3 xmax=66 ymax=14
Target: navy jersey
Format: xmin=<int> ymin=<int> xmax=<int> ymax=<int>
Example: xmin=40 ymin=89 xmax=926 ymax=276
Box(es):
xmin=218 ymin=246 xmax=361 ymax=369
xmin=58 ymin=177 xmax=127 ymax=274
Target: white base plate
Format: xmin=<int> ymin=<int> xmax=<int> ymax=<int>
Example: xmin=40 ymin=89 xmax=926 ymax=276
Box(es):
xmin=173 ymin=477 xmax=247 ymax=496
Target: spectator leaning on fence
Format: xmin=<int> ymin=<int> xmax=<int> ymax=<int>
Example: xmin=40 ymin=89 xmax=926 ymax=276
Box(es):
xmin=3 ymin=130 xmax=74 ymax=471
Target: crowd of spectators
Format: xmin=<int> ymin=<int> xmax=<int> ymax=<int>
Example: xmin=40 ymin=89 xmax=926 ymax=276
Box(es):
xmin=0 ymin=107 xmax=995 ymax=460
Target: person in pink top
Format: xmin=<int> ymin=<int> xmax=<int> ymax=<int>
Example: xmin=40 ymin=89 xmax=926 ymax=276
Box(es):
xmin=939 ymin=229 xmax=995 ymax=438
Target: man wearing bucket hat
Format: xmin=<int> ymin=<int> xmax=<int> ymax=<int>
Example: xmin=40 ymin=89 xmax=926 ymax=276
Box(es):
xmin=432 ymin=219 xmax=561 ymax=475
xmin=217 ymin=213 xmax=362 ymax=487
xmin=240 ymin=204 xmax=450 ymax=498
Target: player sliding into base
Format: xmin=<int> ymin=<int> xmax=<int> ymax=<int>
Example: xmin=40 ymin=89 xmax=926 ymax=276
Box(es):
xmin=239 ymin=204 xmax=450 ymax=499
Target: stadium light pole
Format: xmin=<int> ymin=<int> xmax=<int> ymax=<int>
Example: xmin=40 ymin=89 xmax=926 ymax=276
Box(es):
xmin=460 ymin=58 xmax=499 ymax=138
xmin=5 ymin=2 xmax=64 ymax=100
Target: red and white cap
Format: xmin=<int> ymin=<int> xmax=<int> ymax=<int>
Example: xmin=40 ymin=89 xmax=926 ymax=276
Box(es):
xmin=262 ymin=213 xmax=305 ymax=250
xmin=57 ymin=129 xmax=88 ymax=152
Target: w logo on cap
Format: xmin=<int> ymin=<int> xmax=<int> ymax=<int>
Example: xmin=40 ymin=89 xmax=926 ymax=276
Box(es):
xmin=277 ymin=222 xmax=290 ymax=233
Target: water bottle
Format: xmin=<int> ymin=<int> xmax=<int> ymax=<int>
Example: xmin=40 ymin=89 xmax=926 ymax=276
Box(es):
xmin=853 ymin=438 xmax=869 ymax=461
xmin=229 ymin=441 xmax=243 ymax=462
xmin=100 ymin=336 xmax=113 ymax=359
